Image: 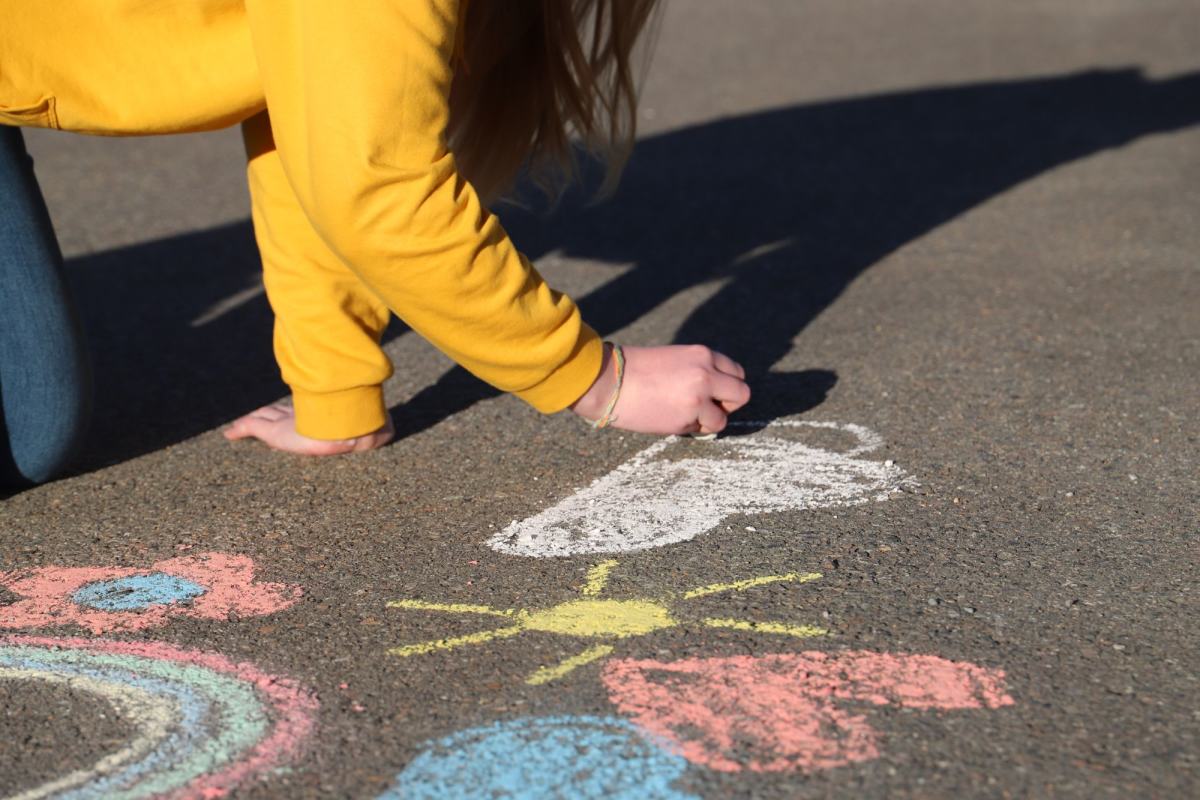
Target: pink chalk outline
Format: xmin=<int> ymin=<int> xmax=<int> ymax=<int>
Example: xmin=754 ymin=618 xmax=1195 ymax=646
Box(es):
xmin=603 ymin=651 xmax=1014 ymax=773
xmin=0 ymin=552 xmax=301 ymax=634
xmin=2 ymin=635 xmax=318 ymax=799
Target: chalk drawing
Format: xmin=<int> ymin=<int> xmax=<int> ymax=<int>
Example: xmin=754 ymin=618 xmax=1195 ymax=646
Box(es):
xmin=0 ymin=635 xmax=317 ymax=799
xmin=379 ymin=715 xmax=697 ymax=800
xmin=388 ymin=560 xmax=825 ymax=685
xmin=487 ymin=420 xmax=914 ymax=557
xmin=602 ymin=651 xmax=1015 ymax=773
xmin=0 ymin=552 xmax=300 ymax=634
xmin=71 ymin=574 xmax=207 ymax=612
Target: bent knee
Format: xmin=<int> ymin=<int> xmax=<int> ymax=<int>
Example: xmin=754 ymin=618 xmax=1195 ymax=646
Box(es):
xmin=1 ymin=390 xmax=91 ymax=486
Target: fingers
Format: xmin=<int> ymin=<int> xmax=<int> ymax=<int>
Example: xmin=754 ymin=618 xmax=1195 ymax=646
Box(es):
xmin=697 ymin=348 xmax=749 ymax=414
xmin=224 ymin=402 xmax=393 ymax=456
xmin=695 ymin=399 xmax=728 ymax=435
xmin=251 ymin=403 xmax=294 ymax=422
xmin=224 ymin=413 xmax=257 ymax=440
xmin=223 ymin=412 xmax=275 ymax=442
xmin=708 ymin=370 xmax=751 ymax=411
xmin=685 ymin=348 xmax=752 ymax=434
xmin=223 ymin=404 xmax=295 ymax=440
xmin=700 ymin=359 xmax=751 ymax=419
xmin=709 ymin=350 xmax=746 ymax=380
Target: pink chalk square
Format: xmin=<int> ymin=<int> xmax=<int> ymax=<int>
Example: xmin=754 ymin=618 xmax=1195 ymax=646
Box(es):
xmin=602 ymin=651 xmax=1014 ymax=773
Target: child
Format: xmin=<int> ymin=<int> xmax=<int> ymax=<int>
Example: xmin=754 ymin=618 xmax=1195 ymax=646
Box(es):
xmin=0 ymin=0 xmax=750 ymax=484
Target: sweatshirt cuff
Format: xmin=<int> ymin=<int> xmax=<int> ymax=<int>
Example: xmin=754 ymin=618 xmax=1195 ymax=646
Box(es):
xmin=514 ymin=326 xmax=606 ymax=414
xmin=292 ymin=385 xmax=388 ymax=440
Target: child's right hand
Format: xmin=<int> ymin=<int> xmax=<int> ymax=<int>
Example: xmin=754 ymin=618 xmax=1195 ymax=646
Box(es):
xmin=570 ymin=344 xmax=751 ymax=436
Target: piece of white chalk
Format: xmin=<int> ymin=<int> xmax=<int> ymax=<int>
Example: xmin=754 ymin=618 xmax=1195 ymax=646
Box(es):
xmin=689 ymin=432 xmax=718 ymax=441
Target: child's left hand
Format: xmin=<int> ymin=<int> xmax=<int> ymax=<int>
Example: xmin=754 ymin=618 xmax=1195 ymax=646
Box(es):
xmin=224 ymin=403 xmax=395 ymax=456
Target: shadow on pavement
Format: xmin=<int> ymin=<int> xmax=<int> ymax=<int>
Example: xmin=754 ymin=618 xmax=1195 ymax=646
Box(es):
xmin=57 ymin=68 xmax=1200 ymax=473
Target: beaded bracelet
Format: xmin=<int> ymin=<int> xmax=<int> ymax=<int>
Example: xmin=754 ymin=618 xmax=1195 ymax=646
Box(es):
xmin=590 ymin=342 xmax=626 ymax=429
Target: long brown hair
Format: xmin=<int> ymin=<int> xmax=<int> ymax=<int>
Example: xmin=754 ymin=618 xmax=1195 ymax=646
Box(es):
xmin=447 ymin=0 xmax=665 ymax=205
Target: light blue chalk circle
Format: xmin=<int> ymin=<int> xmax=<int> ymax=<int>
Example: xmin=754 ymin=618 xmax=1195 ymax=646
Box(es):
xmin=72 ymin=573 xmax=207 ymax=611
xmin=380 ymin=714 xmax=697 ymax=800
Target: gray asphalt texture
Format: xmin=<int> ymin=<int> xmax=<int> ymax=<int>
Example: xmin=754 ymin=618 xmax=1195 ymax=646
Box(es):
xmin=2 ymin=1 xmax=1198 ymax=797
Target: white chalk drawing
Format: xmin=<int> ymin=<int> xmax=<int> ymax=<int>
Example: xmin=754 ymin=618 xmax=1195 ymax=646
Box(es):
xmin=488 ymin=420 xmax=914 ymax=557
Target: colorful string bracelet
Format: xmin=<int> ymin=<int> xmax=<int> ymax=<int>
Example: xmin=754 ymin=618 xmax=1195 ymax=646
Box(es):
xmin=591 ymin=342 xmax=625 ymax=429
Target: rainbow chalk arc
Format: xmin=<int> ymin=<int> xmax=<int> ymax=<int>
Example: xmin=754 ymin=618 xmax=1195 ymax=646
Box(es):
xmin=0 ymin=636 xmax=317 ymax=800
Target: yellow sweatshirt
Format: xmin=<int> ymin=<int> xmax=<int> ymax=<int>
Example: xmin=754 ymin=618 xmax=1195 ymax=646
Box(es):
xmin=0 ymin=0 xmax=604 ymax=438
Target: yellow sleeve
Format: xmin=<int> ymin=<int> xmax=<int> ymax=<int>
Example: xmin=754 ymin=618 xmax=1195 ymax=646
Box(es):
xmin=242 ymin=111 xmax=393 ymax=440
xmin=242 ymin=0 xmax=604 ymax=429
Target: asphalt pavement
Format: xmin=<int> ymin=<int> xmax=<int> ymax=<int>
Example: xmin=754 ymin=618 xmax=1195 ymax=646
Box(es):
xmin=1 ymin=2 xmax=1197 ymax=798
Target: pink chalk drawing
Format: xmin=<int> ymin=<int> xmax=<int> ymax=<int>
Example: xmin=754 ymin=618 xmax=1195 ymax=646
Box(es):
xmin=602 ymin=651 xmax=1014 ymax=773
xmin=0 ymin=552 xmax=301 ymax=634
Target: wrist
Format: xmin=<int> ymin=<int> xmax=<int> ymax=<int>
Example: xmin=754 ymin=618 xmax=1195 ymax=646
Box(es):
xmin=569 ymin=342 xmax=616 ymax=419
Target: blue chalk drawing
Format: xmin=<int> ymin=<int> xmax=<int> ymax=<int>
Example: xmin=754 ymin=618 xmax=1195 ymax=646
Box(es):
xmin=380 ymin=715 xmax=697 ymax=800
xmin=72 ymin=573 xmax=207 ymax=611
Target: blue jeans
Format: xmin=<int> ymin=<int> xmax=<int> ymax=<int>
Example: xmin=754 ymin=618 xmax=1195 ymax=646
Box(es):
xmin=0 ymin=125 xmax=92 ymax=486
